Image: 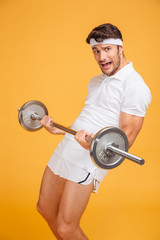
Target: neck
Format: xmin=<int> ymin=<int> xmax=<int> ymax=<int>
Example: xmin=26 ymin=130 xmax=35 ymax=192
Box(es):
xmin=119 ymin=55 xmax=128 ymax=70
xmin=113 ymin=56 xmax=128 ymax=75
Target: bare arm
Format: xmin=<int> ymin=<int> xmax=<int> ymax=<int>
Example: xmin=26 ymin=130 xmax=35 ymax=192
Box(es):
xmin=40 ymin=115 xmax=65 ymax=135
xmin=119 ymin=112 xmax=144 ymax=148
xmin=74 ymin=112 xmax=144 ymax=150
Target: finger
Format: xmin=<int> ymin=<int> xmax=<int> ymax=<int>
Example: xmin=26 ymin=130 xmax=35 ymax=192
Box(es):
xmin=85 ymin=134 xmax=93 ymax=143
xmin=41 ymin=116 xmax=51 ymax=126
xmin=40 ymin=115 xmax=48 ymax=125
xmin=75 ymin=130 xmax=90 ymax=141
xmin=75 ymin=130 xmax=85 ymax=138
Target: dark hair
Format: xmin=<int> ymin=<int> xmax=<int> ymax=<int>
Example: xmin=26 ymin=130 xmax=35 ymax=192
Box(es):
xmin=86 ymin=23 xmax=123 ymax=44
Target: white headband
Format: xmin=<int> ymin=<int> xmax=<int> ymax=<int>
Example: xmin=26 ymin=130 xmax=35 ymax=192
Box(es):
xmin=90 ymin=38 xmax=123 ymax=47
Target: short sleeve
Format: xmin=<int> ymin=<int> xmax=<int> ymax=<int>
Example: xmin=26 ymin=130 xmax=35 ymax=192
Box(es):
xmin=121 ymin=81 xmax=151 ymax=117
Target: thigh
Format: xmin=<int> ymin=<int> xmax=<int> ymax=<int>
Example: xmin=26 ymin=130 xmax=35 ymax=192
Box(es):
xmin=58 ymin=180 xmax=94 ymax=225
xmin=37 ymin=166 xmax=66 ymax=217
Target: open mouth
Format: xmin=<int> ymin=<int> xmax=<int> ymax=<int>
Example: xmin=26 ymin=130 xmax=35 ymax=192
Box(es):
xmin=101 ymin=62 xmax=112 ymax=70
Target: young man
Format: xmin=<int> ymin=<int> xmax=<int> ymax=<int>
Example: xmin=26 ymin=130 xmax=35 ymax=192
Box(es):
xmin=37 ymin=23 xmax=151 ymax=240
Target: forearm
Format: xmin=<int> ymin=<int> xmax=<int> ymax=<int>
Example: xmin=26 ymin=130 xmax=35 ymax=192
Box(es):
xmin=40 ymin=115 xmax=67 ymax=135
xmin=120 ymin=126 xmax=138 ymax=148
xmin=50 ymin=128 xmax=66 ymax=135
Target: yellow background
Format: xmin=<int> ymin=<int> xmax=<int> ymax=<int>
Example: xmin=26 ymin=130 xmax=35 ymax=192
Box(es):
xmin=0 ymin=0 xmax=159 ymax=239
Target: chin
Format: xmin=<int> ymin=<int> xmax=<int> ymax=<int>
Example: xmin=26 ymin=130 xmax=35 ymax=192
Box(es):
xmin=102 ymin=69 xmax=112 ymax=76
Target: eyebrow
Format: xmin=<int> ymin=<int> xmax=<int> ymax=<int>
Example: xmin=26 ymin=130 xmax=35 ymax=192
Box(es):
xmin=92 ymin=45 xmax=112 ymax=50
xmin=101 ymin=45 xmax=112 ymax=49
xmin=92 ymin=47 xmax=98 ymax=50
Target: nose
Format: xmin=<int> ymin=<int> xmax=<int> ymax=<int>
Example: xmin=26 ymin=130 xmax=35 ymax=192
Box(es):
xmin=99 ymin=51 xmax=106 ymax=62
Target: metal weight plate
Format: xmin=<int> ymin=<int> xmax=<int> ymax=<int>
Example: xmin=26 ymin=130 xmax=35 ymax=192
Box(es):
xmin=90 ymin=127 xmax=129 ymax=169
xmin=18 ymin=100 xmax=48 ymax=131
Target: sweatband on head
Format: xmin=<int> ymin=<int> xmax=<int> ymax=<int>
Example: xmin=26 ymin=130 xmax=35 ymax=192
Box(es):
xmin=90 ymin=38 xmax=123 ymax=47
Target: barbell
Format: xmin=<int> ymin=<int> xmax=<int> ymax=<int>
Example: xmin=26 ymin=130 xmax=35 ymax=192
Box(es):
xmin=18 ymin=100 xmax=144 ymax=169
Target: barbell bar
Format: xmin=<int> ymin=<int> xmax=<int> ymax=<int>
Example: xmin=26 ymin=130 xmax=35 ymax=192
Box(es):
xmin=18 ymin=100 xmax=145 ymax=169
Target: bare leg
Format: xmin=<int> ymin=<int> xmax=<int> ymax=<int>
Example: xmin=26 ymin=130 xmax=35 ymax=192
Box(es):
xmin=37 ymin=166 xmax=93 ymax=240
xmin=56 ymin=180 xmax=93 ymax=239
xmin=37 ymin=166 xmax=66 ymax=239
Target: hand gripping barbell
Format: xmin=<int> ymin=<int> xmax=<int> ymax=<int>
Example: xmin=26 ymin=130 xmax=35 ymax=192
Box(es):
xmin=18 ymin=100 xmax=144 ymax=169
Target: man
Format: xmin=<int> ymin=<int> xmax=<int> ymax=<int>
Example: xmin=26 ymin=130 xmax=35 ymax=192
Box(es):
xmin=37 ymin=23 xmax=151 ymax=240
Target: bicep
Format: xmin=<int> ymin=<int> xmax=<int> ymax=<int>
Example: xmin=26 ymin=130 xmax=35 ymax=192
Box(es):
xmin=119 ymin=112 xmax=144 ymax=148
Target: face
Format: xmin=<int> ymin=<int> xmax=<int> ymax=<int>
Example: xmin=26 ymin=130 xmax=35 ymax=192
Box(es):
xmin=92 ymin=44 xmax=123 ymax=76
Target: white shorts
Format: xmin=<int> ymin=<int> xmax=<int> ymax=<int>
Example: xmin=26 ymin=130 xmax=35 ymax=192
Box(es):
xmin=48 ymin=155 xmax=108 ymax=193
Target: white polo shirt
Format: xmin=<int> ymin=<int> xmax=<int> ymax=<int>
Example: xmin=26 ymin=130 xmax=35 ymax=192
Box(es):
xmin=50 ymin=62 xmax=151 ymax=174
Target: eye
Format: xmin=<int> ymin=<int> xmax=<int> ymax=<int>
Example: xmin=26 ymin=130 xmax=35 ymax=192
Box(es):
xmin=105 ymin=47 xmax=110 ymax=52
xmin=93 ymin=50 xmax=99 ymax=54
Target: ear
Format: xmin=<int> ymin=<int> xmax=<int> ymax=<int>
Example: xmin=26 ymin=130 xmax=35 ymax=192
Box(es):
xmin=119 ymin=46 xmax=123 ymax=55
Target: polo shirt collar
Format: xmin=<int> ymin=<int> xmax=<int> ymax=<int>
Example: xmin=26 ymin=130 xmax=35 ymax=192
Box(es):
xmin=102 ymin=61 xmax=133 ymax=81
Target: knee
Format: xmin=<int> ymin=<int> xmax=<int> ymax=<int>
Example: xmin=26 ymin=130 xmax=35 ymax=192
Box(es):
xmin=56 ymin=215 xmax=77 ymax=239
xmin=36 ymin=201 xmax=52 ymax=222
xmin=36 ymin=201 xmax=43 ymax=215
xmin=57 ymin=223 xmax=73 ymax=239
xmin=36 ymin=201 xmax=46 ymax=218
